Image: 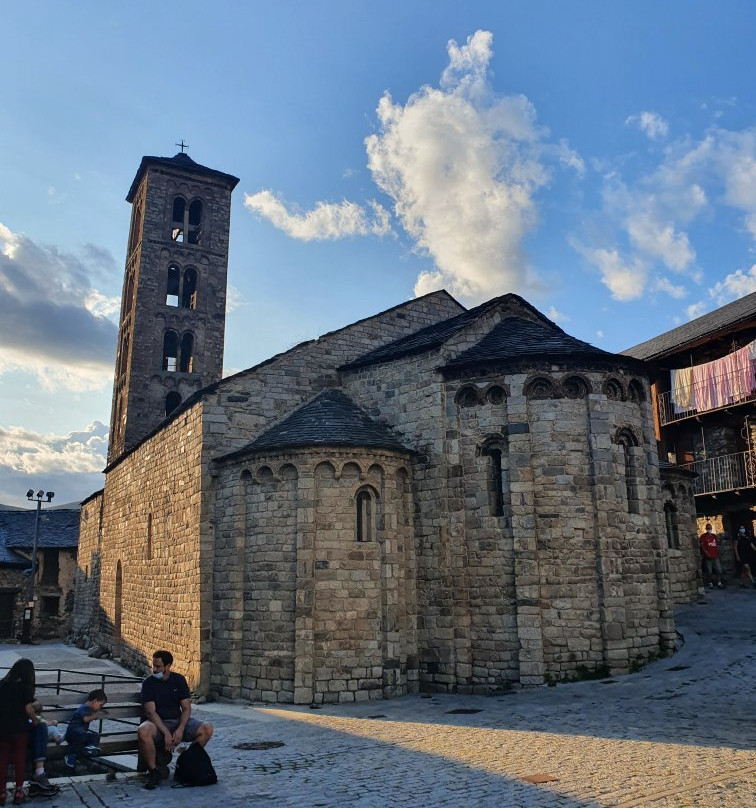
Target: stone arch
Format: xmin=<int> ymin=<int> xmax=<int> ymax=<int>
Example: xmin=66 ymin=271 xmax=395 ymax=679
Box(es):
xmin=524 ymin=375 xmax=557 ymax=400
xmin=341 ymin=461 xmax=362 ymax=483
xmin=562 ymin=374 xmax=592 ymax=399
xmin=456 ymin=385 xmax=481 ymax=408
xmin=627 ymin=378 xmax=646 ymax=402
xmin=603 ymin=377 xmax=625 ymax=401
xmin=479 ymin=435 xmax=510 ymax=517
xmin=485 ymin=384 xmax=507 ymax=405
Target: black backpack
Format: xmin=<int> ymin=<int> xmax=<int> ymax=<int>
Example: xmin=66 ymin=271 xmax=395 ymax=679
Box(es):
xmin=172 ymin=742 xmax=218 ymax=787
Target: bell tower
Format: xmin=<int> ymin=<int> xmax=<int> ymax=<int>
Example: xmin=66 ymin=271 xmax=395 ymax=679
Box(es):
xmin=108 ymin=150 xmax=239 ymax=463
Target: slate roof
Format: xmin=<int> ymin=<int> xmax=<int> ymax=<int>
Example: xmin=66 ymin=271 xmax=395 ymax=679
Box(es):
xmin=126 ymin=152 xmax=240 ymax=202
xmin=222 ymin=390 xmax=411 ymax=459
xmin=623 ymin=292 xmax=756 ymax=361
xmin=442 ymin=317 xmax=619 ymax=370
xmin=0 ymin=508 xmax=80 ymax=551
xmin=341 ymin=294 xmax=552 ymax=371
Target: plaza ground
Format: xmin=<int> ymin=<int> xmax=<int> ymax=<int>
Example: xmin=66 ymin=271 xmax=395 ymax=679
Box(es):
xmin=1 ymin=587 xmax=754 ymax=807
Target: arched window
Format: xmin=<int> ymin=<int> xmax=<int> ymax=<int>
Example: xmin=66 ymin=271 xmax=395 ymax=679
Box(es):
xmin=166 ymin=265 xmax=180 ymax=306
xmin=356 ymin=488 xmax=376 ymax=542
xmin=664 ymin=501 xmax=679 ymax=549
xmin=182 ymin=267 xmax=198 ymax=309
xmin=165 ymin=391 xmax=182 ymax=416
xmin=187 ymin=200 xmax=202 ymax=245
xmin=162 ymin=330 xmax=179 ymax=371
xmin=628 ymin=379 xmax=646 ymax=403
xmin=615 ymin=428 xmax=639 ymax=514
xmin=482 ymin=446 xmax=504 ymax=516
xmin=171 ymin=197 xmax=186 ymax=242
xmin=179 ymin=333 xmax=194 ymax=373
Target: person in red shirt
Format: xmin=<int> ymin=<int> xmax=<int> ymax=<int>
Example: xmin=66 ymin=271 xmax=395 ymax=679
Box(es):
xmin=699 ymin=523 xmax=723 ymax=589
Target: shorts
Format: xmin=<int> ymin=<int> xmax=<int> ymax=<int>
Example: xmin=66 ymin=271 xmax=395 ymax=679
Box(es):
xmin=152 ymin=717 xmax=202 ymax=747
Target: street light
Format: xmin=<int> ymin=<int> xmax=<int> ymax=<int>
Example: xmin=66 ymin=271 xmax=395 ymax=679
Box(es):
xmin=20 ymin=489 xmax=54 ymax=644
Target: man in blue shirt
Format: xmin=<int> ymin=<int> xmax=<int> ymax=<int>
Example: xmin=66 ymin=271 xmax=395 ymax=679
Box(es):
xmin=137 ymin=650 xmax=213 ymax=790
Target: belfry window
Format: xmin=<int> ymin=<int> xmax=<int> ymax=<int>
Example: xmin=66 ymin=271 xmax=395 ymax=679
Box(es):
xmin=356 ymin=488 xmax=376 ymax=542
xmin=171 ymin=196 xmax=202 ymax=245
xmin=182 ymin=267 xmax=198 ymax=309
xmin=166 ymin=265 xmax=180 ymax=306
xmin=162 ymin=330 xmax=179 ymax=372
xmin=179 ymin=333 xmax=194 ymax=373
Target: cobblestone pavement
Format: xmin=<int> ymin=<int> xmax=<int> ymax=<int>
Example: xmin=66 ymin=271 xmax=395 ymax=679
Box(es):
xmin=2 ymin=588 xmax=754 ymax=807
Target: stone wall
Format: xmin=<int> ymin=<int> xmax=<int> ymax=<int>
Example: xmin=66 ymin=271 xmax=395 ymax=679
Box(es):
xmin=660 ymin=469 xmax=701 ymax=603
xmin=211 ymin=448 xmax=417 ymax=704
xmin=0 ymin=569 xmax=25 ymax=640
xmin=79 ymin=403 xmax=206 ymax=687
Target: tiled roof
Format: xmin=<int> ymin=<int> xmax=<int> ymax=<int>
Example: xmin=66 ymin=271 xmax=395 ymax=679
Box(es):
xmin=0 ymin=508 xmax=80 ymax=550
xmin=341 ymin=294 xmax=551 ymax=371
xmin=222 ymin=390 xmax=411 ymax=458
xmin=127 ymin=152 xmax=240 ymax=202
xmin=623 ymin=292 xmax=756 ymax=361
xmin=443 ymin=317 xmax=617 ymax=369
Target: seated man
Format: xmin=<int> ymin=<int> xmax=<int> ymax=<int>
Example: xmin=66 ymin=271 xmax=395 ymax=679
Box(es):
xmin=137 ymin=650 xmax=213 ymax=790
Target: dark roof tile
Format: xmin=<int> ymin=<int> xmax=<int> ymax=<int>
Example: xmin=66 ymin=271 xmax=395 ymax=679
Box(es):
xmin=0 ymin=508 xmax=80 ymax=550
xmin=222 ymin=390 xmax=410 ymax=458
xmin=127 ymin=152 xmax=240 ymax=202
xmin=623 ymin=292 xmax=756 ymax=360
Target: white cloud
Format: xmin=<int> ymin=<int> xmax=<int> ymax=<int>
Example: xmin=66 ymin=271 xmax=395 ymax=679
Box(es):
xmin=243 ymin=191 xmax=391 ymax=241
xmin=572 ymin=242 xmax=647 ymax=301
xmin=652 ymin=277 xmax=687 ymax=299
xmin=225 ymin=285 xmax=245 ymax=313
xmin=0 ymin=421 xmax=108 ymax=506
xmin=546 ymin=306 xmax=568 ymax=323
xmin=595 ymin=330 xmax=604 ymax=340
xmin=625 ymin=212 xmax=695 ymax=272
xmin=245 ymin=30 xmax=581 ymax=305
xmin=685 ymin=301 xmax=708 ymax=320
xmin=366 ymin=30 xmax=569 ymax=303
xmin=0 ymin=223 xmax=118 ymax=391
xmin=626 ymin=111 xmax=669 ymax=140
xmin=708 ymin=264 xmax=756 ymax=305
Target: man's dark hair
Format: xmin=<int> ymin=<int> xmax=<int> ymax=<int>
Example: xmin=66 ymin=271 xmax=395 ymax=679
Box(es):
xmin=88 ymin=688 xmax=107 ymax=703
xmin=153 ymin=650 xmax=173 ymax=666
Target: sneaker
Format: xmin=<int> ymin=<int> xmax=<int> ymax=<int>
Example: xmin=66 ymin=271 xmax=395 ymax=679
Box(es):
xmin=28 ymin=775 xmax=58 ymax=796
xmin=144 ymin=769 xmax=162 ymax=790
xmin=83 ymin=745 xmax=101 ymax=757
xmin=717 ymin=582 xmax=724 ymax=589
xmin=708 ymin=582 xmax=714 ymax=589
xmin=64 ymin=754 xmax=77 ymax=769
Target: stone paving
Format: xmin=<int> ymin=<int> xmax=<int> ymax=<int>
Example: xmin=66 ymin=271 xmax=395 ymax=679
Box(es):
xmin=2 ymin=588 xmax=754 ymax=807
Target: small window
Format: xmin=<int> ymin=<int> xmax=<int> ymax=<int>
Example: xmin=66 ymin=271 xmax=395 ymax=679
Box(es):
xmin=41 ymin=596 xmax=59 ymax=617
xmin=182 ymin=267 xmax=198 ymax=309
xmin=664 ymin=501 xmax=680 ymax=549
xmin=615 ymin=428 xmax=640 ymax=514
xmin=165 ymin=391 xmax=182 ymax=416
xmin=482 ymin=446 xmax=505 ymax=516
xmin=163 ymin=330 xmax=179 ymax=372
xmin=41 ymin=549 xmax=59 ymax=586
xmin=179 ymin=332 xmax=194 ymax=373
xmin=166 ymin=265 xmax=180 ymax=306
xmin=356 ymin=489 xmax=376 ymax=542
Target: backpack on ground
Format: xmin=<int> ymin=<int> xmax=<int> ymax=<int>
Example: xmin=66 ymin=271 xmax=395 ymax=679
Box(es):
xmin=172 ymin=742 xmax=218 ymax=787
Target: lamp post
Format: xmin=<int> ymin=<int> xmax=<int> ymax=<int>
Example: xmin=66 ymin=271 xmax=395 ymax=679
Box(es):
xmin=20 ymin=488 xmax=54 ymax=644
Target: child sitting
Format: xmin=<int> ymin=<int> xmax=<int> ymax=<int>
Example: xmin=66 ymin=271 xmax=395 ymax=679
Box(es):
xmin=64 ymin=689 xmax=107 ymax=769
xmin=32 ymin=701 xmax=64 ymax=744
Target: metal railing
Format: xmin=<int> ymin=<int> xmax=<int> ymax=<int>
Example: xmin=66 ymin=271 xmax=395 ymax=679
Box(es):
xmin=657 ymin=364 xmax=756 ymax=425
xmin=681 ymin=450 xmax=756 ymax=496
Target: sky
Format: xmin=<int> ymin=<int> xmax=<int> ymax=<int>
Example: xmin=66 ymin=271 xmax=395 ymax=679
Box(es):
xmin=1 ymin=1 xmax=755 ymax=507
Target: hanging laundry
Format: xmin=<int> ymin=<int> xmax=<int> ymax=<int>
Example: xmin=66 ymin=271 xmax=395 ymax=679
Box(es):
xmin=671 ymin=366 xmax=694 ymax=412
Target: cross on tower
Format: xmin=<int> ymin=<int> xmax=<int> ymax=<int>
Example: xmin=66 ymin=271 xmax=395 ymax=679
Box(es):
xmin=176 ymin=140 xmax=189 ymax=153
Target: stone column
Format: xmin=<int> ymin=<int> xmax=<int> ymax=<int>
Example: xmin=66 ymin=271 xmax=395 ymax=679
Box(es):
xmin=294 ymin=465 xmax=315 ymax=704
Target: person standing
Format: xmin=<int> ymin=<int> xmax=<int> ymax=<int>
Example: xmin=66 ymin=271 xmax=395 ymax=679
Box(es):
xmin=733 ymin=526 xmax=756 ymax=589
xmin=0 ymin=659 xmax=36 ymax=805
xmin=699 ymin=523 xmax=724 ymax=589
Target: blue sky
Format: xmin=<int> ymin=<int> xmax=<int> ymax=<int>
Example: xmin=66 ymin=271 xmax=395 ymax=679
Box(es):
xmin=1 ymin=1 xmax=755 ymax=506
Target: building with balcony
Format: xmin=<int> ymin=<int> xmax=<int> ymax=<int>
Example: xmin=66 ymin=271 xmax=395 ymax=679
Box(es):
xmin=625 ymin=292 xmax=756 ymax=573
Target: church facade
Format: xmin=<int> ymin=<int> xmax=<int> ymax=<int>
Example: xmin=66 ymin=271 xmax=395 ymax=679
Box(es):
xmin=72 ymin=153 xmax=701 ymax=703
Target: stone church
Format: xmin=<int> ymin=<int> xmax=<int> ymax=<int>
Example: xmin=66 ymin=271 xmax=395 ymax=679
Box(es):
xmin=72 ymin=152 xmax=700 ymax=704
